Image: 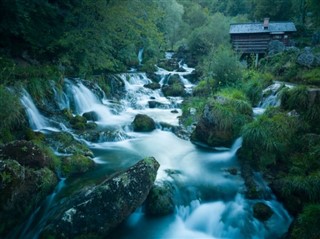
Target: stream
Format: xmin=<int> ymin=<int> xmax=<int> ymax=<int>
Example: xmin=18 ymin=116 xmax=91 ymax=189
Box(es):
xmin=16 ymin=57 xmax=292 ymax=239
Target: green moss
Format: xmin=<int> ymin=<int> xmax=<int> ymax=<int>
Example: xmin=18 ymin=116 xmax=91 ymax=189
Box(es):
xmin=61 ymin=154 xmax=94 ymax=177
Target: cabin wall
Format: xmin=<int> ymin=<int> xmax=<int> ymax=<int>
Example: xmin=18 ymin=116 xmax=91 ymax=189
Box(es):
xmin=231 ymin=33 xmax=293 ymax=53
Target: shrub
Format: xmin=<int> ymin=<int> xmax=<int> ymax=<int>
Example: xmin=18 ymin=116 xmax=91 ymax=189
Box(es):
xmin=291 ymin=204 xmax=320 ymax=239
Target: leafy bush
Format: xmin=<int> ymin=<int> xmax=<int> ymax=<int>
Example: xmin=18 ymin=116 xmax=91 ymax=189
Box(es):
xmin=200 ymin=46 xmax=243 ymax=89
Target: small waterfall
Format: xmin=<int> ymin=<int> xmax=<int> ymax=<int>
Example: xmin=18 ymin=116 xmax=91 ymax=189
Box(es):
xmin=65 ymin=79 xmax=114 ymax=123
xmin=253 ymin=82 xmax=294 ymax=115
xmin=20 ymin=89 xmax=49 ymax=130
xmin=52 ymin=85 xmax=70 ymax=110
xmin=138 ymin=48 xmax=144 ymax=65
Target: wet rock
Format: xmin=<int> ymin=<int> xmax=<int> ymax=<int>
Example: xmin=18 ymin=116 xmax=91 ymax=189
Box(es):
xmin=132 ymin=114 xmax=156 ymax=132
xmin=82 ymin=111 xmax=99 ymax=121
xmin=0 ymin=140 xmax=50 ymax=169
xmin=145 ymin=181 xmax=175 ymax=216
xmin=60 ymin=154 xmax=95 ymax=177
xmin=41 ymin=157 xmax=160 ymax=238
xmin=191 ymin=97 xmax=252 ymax=148
xmin=162 ymin=77 xmax=185 ymax=97
xmin=226 ymin=167 xmax=238 ymax=175
xmin=148 ymin=101 xmax=165 ymax=109
xmin=144 ymin=82 xmax=161 ymax=90
xmin=45 ymin=132 xmax=93 ymax=157
xmin=146 ymin=72 xmax=161 ymax=82
xmin=253 ymin=202 xmax=273 ymax=221
xmin=0 ymin=159 xmax=58 ymax=236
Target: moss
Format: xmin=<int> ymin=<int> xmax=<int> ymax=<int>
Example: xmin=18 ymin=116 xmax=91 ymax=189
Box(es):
xmin=61 ymin=154 xmax=95 ymax=177
xmin=253 ymin=202 xmax=273 ymax=221
xmin=132 ymin=114 xmax=156 ymax=132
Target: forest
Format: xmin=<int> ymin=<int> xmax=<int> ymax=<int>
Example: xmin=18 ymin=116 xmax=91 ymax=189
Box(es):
xmin=1 ymin=0 xmax=320 ymax=238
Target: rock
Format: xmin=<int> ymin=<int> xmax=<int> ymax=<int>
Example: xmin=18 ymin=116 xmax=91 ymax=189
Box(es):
xmin=146 ymin=73 xmax=161 ymax=82
xmin=0 ymin=159 xmax=58 ymax=236
xmin=41 ymin=157 xmax=160 ymax=238
xmin=191 ymin=97 xmax=252 ymax=148
xmin=82 ymin=111 xmax=99 ymax=121
xmin=297 ymin=47 xmax=318 ymax=67
xmin=0 ymin=140 xmax=50 ymax=169
xmin=183 ymin=70 xmax=199 ymax=84
xmin=162 ymin=82 xmax=185 ymax=97
xmin=171 ymin=109 xmax=179 ymax=113
xmin=70 ymin=115 xmax=87 ymax=130
xmin=145 ymin=181 xmax=175 ymax=216
xmin=148 ymin=101 xmax=165 ymax=109
xmin=144 ymin=82 xmax=161 ymax=90
xmin=253 ymin=202 xmax=273 ymax=221
xmin=60 ymin=154 xmax=95 ymax=177
xmin=268 ymin=40 xmax=285 ymax=55
xmin=45 ymin=132 xmax=93 ymax=157
xmin=132 ymin=114 xmax=156 ymax=132
xmin=167 ymin=74 xmax=181 ymax=85
xmin=226 ymin=167 xmax=238 ymax=175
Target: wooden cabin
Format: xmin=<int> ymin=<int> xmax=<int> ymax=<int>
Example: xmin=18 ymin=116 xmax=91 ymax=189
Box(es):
xmin=230 ymin=18 xmax=297 ymax=54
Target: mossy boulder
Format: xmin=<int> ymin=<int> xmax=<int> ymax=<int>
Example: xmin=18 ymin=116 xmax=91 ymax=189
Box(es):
xmin=60 ymin=154 xmax=95 ymax=177
xmin=45 ymin=132 xmax=93 ymax=157
xmin=0 ymin=158 xmax=58 ymax=237
xmin=191 ymin=91 xmax=252 ymax=147
xmin=0 ymin=140 xmax=51 ymax=169
xmin=132 ymin=114 xmax=156 ymax=132
xmin=145 ymin=181 xmax=175 ymax=216
xmin=41 ymin=157 xmax=160 ymax=238
xmin=162 ymin=82 xmax=185 ymax=97
xmin=144 ymin=82 xmax=161 ymax=90
xmin=82 ymin=111 xmax=99 ymax=121
xmin=253 ymin=202 xmax=273 ymax=221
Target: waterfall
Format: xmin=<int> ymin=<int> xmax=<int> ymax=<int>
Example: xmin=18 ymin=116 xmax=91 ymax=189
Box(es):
xmin=65 ymin=79 xmax=114 ymax=124
xmin=138 ymin=48 xmax=144 ymax=65
xmin=20 ymin=89 xmax=49 ymax=130
xmin=253 ymin=82 xmax=294 ymax=115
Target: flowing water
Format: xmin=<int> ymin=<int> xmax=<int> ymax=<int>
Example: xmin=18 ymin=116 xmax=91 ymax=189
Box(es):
xmin=17 ymin=63 xmax=292 ymax=239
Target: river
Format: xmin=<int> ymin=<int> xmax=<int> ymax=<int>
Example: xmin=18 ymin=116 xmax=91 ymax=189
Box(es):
xmin=16 ymin=58 xmax=291 ymax=239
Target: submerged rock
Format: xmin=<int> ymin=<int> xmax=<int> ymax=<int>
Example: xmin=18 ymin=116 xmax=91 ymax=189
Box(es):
xmin=145 ymin=181 xmax=175 ymax=216
xmin=253 ymin=202 xmax=273 ymax=221
xmin=132 ymin=114 xmax=156 ymax=132
xmin=41 ymin=157 xmax=160 ymax=238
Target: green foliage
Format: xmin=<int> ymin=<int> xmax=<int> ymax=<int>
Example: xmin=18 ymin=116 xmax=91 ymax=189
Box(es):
xmin=181 ymin=97 xmax=207 ymax=126
xmin=0 ymin=86 xmax=24 ymax=143
xmin=201 ymin=46 xmax=243 ymax=89
xmin=291 ymin=204 xmax=320 ymax=239
xmin=241 ymin=70 xmax=273 ymax=105
xmin=193 ymin=79 xmax=216 ymax=97
xmin=280 ymin=174 xmax=320 ymax=202
xmin=242 ymin=108 xmax=298 ymax=168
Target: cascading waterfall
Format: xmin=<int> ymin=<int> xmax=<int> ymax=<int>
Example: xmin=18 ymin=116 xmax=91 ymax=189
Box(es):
xmin=138 ymin=48 xmax=144 ymax=65
xmin=20 ymin=89 xmax=49 ymax=130
xmin=17 ymin=59 xmax=291 ymax=239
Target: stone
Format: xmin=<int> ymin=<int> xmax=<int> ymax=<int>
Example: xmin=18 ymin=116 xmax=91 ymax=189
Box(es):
xmin=253 ymin=202 xmax=273 ymax=221
xmin=144 ymin=82 xmax=161 ymax=90
xmin=132 ymin=114 xmax=156 ymax=132
xmin=0 ymin=159 xmax=58 ymax=236
xmin=145 ymin=181 xmax=175 ymax=216
xmin=0 ymin=140 xmax=50 ymax=169
xmin=82 ymin=111 xmax=99 ymax=121
xmin=41 ymin=157 xmax=160 ymax=238
xmin=297 ymin=47 xmax=316 ymax=67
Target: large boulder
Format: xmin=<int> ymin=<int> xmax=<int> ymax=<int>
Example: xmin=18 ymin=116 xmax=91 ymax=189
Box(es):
xmin=268 ymin=40 xmax=285 ymax=55
xmin=0 ymin=140 xmax=51 ymax=169
xmin=41 ymin=157 xmax=160 ymax=238
xmin=144 ymin=82 xmax=161 ymax=90
xmin=132 ymin=114 xmax=156 ymax=132
xmin=0 ymin=141 xmax=58 ymax=236
xmin=191 ymin=96 xmax=252 ymax=148
xmin=162 ymin=75 xmax=185 ymax=97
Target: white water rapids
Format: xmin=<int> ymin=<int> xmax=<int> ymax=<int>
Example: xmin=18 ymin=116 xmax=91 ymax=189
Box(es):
xmin=17 ymin=62 xmax=292 ymax=239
